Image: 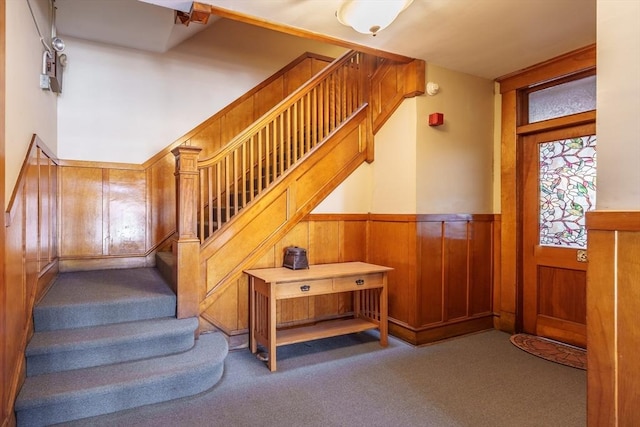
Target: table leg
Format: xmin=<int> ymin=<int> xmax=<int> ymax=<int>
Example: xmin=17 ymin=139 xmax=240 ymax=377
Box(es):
xmin=250 ymin=279 xmax=257 ymax=354
xmin=268 ymin=283 xmax=277 ymax=372
xmin=380 ymin=280 xmax=388 ymax=347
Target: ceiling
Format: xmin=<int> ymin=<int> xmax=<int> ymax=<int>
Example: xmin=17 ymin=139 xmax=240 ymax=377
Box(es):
xmin=55 ymin=0 xmax=596 ymax=79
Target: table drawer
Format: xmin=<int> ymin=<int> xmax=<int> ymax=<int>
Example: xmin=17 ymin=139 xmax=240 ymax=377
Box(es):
xmin=276 ymin=279 xmax=333 ymax=298
xmin=333 ymin=273 xmax=384 ymax=292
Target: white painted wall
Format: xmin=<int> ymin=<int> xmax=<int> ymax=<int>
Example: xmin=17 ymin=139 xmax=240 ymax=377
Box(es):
xmin=312 ymin=163 xmax=373 ymax=213
xmin=5 ymin=0 xmax=58 ymax=204
xmin=596 ymin=0 xmax=640 ymax=210
xmin=313 ymin=98 xmax=418 ymax=214
xmin=315 ymin=65 xmax=495 ymax=215
xmin=371 ymin=98 xmax=418 ymax=214
xmin=415 ymin=64 xmax=495 ymax=214
xmin=57 ymin=19 xmax=346 ymax=163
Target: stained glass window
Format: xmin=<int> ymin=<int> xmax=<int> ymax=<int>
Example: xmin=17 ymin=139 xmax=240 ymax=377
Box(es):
xmin=528 ymin=75 xmax=596 ymax=123
xmin=539 ymin=135 xmax=597 ymax=248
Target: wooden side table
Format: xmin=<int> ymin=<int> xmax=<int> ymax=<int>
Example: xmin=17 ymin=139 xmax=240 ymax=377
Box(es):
xmin=245 ymin=262 xmax=392 ymax=371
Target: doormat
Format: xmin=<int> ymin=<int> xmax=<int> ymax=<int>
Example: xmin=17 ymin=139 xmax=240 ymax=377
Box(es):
xmin=510 ymin=333 xmax=586 ymax=370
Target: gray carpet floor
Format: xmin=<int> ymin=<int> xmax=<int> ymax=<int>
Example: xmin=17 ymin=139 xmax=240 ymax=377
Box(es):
xmin=60 ymin=329 xmax=586 ymax=427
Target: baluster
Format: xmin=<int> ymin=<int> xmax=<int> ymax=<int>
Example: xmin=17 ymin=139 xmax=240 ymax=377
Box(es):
xmin=241 ymin=142 xmax=247 ymax=207
xmin=311 ymin=87 xmax=318 ymax=149
xmin=339 ymin=65 xmax=345 ymax=123
xmin=233 ymin=148 xmax=239 ymax=219
xmin=207 ymin=168 xmax=213 ymax=238
xmin=198 ymin=169 xmax=205 ymax=242
xmin=323 ymin=79 xmax=329 ymax=139
xmin=278 ymin=114 xmax=285 ymax=176
xmin=257 ymin=130 xmax=263 ymax=193
xmin=265 ymin=125 xmax=271 ymax=187
xmin=215 ymin=163 xmax=221 ymax=232
xmin=228 ymin=154 xmax=231 ymax=222
xmin=285 ymin=108 xmax=292 ymax=169
xmin=249 ymin=135 xmax=255 ymax=203
xmin=292 ymin=101 xmax=298 ymax=163
xmin=271 ymin=121 xmax=277 ymax=180
xmin=305 ymin=93 xmax=311 ymax=154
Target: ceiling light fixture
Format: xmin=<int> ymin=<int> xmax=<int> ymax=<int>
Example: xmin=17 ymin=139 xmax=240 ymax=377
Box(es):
xmin=336 ymin=0 xmax=414 ymax=36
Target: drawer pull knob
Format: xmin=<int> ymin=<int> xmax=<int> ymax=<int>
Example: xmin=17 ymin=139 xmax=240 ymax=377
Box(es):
xmin=355 ymin=279 xmax=365 ymax=286
xmin=300 ymin=285 xmax=311 ymax=292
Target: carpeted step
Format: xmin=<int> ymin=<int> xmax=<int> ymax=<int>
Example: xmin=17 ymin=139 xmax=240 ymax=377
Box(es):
xmin=25 ymin=317 xmax=198 ymax=376
xmin=15 ymin=332 xmax=228 ymax=426
xmin=34 ymin=268 xmax=176 ymax=331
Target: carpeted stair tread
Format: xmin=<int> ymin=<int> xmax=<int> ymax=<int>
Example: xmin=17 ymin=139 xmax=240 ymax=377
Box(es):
xmin=15 ymin=332 xmax=228 ymax=426
xmin=26 ymin=317 xmax=198 ymax=375
xmin=34 ymin=268 xmax=176 ymax=331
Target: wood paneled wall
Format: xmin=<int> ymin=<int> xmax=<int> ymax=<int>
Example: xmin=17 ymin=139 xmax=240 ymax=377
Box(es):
xmin=204 ymin=213 xmax=497 ymax=347
xmin=586 ymin=211 xmax=640 ymax=427
xmin=58 ymin=162 xmax=156 ymax=270
xmin=3 ymin=136 xmax=59 ymax=425
xmin=58 ymin=54 xmax=332 ymax=270
xmin=368 ymin=214 xmax=496 ymax=345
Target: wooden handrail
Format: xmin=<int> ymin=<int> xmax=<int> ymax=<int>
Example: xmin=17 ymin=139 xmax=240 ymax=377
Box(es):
xmin=5 ymin=135 xmax=59 ymax=227
xmin=196 ymin=50 xmax=369 ymax=242
xmin=198 ymin=50 xmax=363 ymax=167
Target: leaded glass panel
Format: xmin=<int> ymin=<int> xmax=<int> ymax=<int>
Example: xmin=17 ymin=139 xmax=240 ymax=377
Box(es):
xmin=539 ymin=135 xmax=596 ymax=248
xmin=529 ymin=75 xmax=596 ymax=123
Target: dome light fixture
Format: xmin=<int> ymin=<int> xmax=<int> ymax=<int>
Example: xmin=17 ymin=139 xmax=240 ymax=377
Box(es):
xmin=336 ymin=0 xmax=414 ymax=36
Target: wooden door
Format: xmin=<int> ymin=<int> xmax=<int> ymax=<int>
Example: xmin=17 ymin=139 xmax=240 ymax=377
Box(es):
xmin=522 ymin=122 xmax=596 ymax=348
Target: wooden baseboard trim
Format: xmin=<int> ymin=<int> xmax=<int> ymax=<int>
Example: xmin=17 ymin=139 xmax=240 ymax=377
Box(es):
xmin=495 ymin=311 xmax=516 ymax=333
xmin=59 ymin=253 xmax=156 ymax=272
xmin=389 ymin=316 xmax=495 ymax=346
xmin=36 ymin=259 xmax=59 ymax=304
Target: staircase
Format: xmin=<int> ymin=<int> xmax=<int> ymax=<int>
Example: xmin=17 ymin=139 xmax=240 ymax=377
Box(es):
xmin=169 ymin=50 xmax=425 ymax=331
xmin=14 ymin=268 xmax=228 ymax=426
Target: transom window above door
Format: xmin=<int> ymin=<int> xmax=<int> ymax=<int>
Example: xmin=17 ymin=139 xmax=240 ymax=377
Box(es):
xmin=522 ymin=72 xmax=596 ymax=124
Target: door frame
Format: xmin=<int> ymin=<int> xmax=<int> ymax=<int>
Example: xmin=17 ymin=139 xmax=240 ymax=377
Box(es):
xmin=495 ymin=44 xmax=596 ymax=333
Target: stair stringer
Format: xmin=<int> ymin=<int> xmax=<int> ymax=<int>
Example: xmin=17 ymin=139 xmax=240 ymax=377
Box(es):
xmin=198 ymin=105 xmax=370 ymax=314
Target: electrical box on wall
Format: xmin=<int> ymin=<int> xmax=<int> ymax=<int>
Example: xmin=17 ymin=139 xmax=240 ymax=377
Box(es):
xmin=40 ymin=51 xmax=63 ymax=93
xmin=428 ymin=113 xmax=444 ymax=127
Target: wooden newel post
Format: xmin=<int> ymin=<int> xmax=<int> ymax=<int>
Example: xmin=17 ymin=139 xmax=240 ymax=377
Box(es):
xmin=171 ymin=145 xmax=202 ymax=319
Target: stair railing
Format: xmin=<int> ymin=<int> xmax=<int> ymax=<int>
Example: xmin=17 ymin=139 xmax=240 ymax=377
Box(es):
xmin=195 ymin=50 xmax=368 ymax=243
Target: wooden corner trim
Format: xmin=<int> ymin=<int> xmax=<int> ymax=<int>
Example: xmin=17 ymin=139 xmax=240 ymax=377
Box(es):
xmin=207 ymin=5 xmax=415 ymax=64
xmin=586 ymin=211 xmax=640 ymax=232
xmin=497 ymin=44 xmax=596 ymax=93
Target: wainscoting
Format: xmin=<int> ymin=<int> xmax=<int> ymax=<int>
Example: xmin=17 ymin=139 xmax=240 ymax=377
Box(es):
xmin=204 ymin=213 xmax=498 ymax=347
xmin=58 ymin=159 xmax=172 ymax=271
xmin=3 ymin=136 xmax=59 ymax=424
xmin=367 ymin=214 xmax=497 ymax=345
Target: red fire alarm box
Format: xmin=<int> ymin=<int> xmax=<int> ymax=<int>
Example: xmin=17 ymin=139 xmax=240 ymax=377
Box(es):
xmin=428 ymin=113 xmax=444 ymax=126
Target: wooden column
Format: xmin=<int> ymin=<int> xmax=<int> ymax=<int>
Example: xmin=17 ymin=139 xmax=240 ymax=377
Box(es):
xmin=171 ymin=146 xmax=202 ymax=319
xmin=586 ymin=211 xmax=640 ymax=427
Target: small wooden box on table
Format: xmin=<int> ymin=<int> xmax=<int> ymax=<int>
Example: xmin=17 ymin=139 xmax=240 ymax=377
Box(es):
xmin=245 ymin=262 xmax=392 ymax=371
